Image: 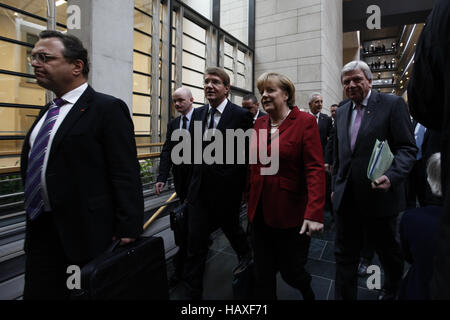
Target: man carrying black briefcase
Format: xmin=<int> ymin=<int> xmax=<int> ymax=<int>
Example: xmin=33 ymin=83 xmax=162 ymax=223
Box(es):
xmin=155 ymin=87 xmax=196 ymax=287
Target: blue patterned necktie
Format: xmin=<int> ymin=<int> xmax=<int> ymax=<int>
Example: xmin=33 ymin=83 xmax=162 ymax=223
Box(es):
xmin=24 ymin=98 xmax=65 ymax=220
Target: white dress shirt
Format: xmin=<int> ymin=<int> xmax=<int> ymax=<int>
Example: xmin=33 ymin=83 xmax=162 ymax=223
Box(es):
xmin=29 ymin=82 xmax=88 ymax=211
xmin=207 ymin=98 xmax=228 ymax=129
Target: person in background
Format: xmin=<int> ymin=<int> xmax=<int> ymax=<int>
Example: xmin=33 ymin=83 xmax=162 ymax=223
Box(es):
xmin=155 ymin=87 xmax=195 ymax=287
xmin=246 ymin=72 xmax=325 ymax=300
xmin=398 ymin=152 xmax=443 ymax=300
xmin=242 ymin=93 xmax=266 ymax=124
xmin=407 ymin=0 xmax=450 ymax=298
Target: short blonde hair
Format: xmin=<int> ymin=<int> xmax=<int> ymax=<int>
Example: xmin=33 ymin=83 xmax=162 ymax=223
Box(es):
xmin=256 ymin=72 xmax=295 ymax=108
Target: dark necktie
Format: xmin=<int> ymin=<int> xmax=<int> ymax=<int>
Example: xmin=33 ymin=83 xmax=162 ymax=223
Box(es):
xmin=182 ymin=116 xmax=188 ymax=130
xmin=208 ymin=108 xmax=216 ymax=129
xmin=24 ymin=98 xmax=66 ymax=220
xmin=350 ymin=104 xmax=363 ymax=152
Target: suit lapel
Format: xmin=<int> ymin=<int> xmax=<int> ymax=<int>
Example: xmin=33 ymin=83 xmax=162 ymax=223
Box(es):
xmin=48 ymin=85 xmax=94 ymax=159
xmin=338 ymin=100 xmax=352 ymax=154
xmin=216 ymin=100 xmax=233 ymax=131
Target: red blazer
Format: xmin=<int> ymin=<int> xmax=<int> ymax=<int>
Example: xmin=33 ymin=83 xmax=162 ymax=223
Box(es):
xmin=247 ymin=107 xmax=325 ymax=228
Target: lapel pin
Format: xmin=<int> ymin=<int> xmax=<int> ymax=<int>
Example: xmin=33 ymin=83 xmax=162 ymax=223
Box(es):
xmin=80 ymin=108 xmax=86 ymax=112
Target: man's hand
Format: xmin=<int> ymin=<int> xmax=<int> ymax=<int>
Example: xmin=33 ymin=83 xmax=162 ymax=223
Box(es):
xmin=155 ymin=182 xmax=165 ymax=195
xmin=119 ymin=238 xmax=136 ymax=245
xmin=300 ymin=219 xmax=324 ymax=237
xmin=324 ymin=163 xmax=331 ymax=174
xmin=371 ymin=175 xmax=391 ymax=191
xmin=112 ymin=237 xmax=137 ymax=246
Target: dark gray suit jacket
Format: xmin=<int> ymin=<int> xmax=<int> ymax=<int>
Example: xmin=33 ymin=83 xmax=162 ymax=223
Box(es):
xmin=332 ymin=90 xmax=417 ymax=217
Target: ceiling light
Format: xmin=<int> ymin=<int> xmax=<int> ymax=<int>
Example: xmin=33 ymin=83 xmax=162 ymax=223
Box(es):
xmin=405 ymin=71 xmax=409 ymax=75
xmin=400 ymin=43 xmax=404 ymax=47
xmin=56 ymin=0 xmax=66 ymax=6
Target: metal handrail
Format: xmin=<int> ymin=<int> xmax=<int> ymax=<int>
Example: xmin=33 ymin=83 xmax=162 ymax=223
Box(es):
xmin=143 ymin=192 xmax=177 ymax=230
xmin=0 ymin=152 xmax=162 ymax=175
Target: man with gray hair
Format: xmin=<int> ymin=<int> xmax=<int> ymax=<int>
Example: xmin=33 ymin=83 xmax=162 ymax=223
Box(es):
xmin=307 ymin=92 xmax=333 ymax=157
xmin=308 ymin=92 xmax=333 ymax=213
xmin=331 ymin=60 xmax=417 ymax=300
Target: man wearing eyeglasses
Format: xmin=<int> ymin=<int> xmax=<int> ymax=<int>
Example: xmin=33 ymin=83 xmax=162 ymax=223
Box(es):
xmin=21 ymin=30 xmax=144 ymax=299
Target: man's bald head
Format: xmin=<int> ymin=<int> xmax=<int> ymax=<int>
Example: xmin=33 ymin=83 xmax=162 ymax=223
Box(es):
xmin=172 ymin=87 xmax=194 ymax=115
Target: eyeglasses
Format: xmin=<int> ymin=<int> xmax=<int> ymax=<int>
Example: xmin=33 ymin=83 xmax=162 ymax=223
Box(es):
xmin=27 ymin=53 xmax=61 ymax=64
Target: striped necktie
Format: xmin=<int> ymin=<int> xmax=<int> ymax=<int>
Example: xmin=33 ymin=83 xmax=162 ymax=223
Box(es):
xmin=24 ymin=98 xmax=65 ymax=220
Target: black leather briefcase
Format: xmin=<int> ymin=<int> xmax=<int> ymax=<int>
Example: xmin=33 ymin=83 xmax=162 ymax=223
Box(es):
xmin=71 ymin=236 xmax=169 ymax=300
xmin=169 ymin=203 xmax=186 ymax=247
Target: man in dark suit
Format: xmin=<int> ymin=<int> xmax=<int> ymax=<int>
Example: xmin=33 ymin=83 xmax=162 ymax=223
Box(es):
xmin=324 ymin=104 xmax=338 ymax=171
xmin=155 ymin=87 xmax=195 ymax=286
xmin=242 ymin=93 xmax=266 ymax=123
xmin=399 ymin=152 xmax=443 ymax=300
xmin=21 ymin=30 xmax=144 ymax=299
xmin=332 ymin=60 xmax=417 ymax=300
xmin=182 ymin=67 xmax=253 ymax=299
xmin=407 ymin=0 xmax=450 ymax=299
xmin=307 ymin=93 xmax=333 ymax=157
xmin=309 ymin=93 xmax=333 ymax=212
xmin=406 ymin=121 xmax=442 ymax=208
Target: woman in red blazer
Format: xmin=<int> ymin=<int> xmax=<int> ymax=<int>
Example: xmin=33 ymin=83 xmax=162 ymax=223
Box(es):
xmin=247 ymin=72 xmax=325 ymax=300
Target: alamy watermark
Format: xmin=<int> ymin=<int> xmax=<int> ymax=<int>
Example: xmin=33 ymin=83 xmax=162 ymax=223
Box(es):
xmin=366 ymin=5 xmax=381 ymax=30
xmin=66 ymin=265 xmax=81 ymax=290
xmin=67 ymin=5 xmax=81 ymax=30
xmin=169 ymin=121 xmax=279 ymax=175
xmin=366 ymin=264 xmax=381 ymax=290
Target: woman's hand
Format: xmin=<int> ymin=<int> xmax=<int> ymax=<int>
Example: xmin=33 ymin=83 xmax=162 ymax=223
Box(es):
xmin=300 ymin=219 xmax=324 ymax=237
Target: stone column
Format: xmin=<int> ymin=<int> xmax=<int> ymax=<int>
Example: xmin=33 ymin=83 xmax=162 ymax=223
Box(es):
xmin=255 ymin=0 xmax=343 ymax=114
xmin=68 ymin=0 xmax=134 ymax=113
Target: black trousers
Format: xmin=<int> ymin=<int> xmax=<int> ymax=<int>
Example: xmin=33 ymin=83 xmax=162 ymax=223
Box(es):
xmin=334 ymin=186 xmax=404 ymax=300
xmin=182 ymin=195 xmax=250 ymax=299
xmin=250 ymin=206 xmax=312 ymax=300
xmin=23 ymin=212 xmax=87 ymax=300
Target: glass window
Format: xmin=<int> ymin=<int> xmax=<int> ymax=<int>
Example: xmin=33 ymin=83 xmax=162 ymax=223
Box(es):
xmin=135 ymin=0 xmax=153 ymax=13
xmin=220 ymin=0 xmax=248 ymax=45
xmin=133 ymin=115 xmax=151 ymax=135
xmin=133 ymin=51 xmax=152 ymax=74
xmin=133 ymin=73 xmax=151 ymax=95
xmin=182 ymin=51 xmax=205 ymax=72
xmin=134 ymin=10 xmax=152 ymax=35
xmin=134 ymin=30 xmax=152 ymax=54
xmin=180 ymin=0 xmax=212 ymax=21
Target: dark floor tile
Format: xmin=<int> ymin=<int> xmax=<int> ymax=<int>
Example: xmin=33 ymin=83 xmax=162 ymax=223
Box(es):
xmin=308 ymin=238 xmax=327 ymax=260
xmin=357 ymin=287 xmax=379 ymax=300
xmin=305 ymin=258 xmax=336 ymax=280
xmin=326 ymin=281 xmax=378 ymax=300
xmin=320 ymin=241 xmax=336 ymax=263
xmin=209 ymin=230 xmax=232 ymax=252
xmin=203 ymin=251 xmax=238 ymax=300
xmin=276 ymin=273 xmax=331 ymax=300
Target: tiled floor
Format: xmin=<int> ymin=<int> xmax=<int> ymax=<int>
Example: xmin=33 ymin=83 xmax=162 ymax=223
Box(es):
xmin=169 ymin=210 xmax=382 ymax=300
